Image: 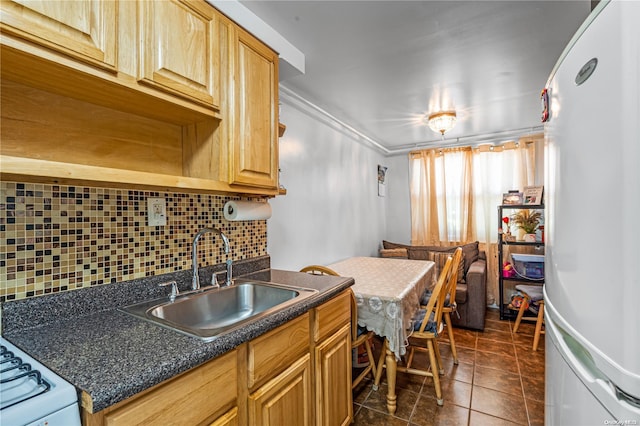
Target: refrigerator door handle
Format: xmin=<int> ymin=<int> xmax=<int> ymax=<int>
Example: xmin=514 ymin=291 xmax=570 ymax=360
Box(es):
xmin=547 ymin=311 xmax=640 ymax=419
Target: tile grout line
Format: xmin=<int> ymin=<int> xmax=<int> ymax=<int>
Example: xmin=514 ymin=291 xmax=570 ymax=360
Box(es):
xmin=467 ymin=332 xmax=478 ymax=426
xmin=511 ymin=318 xmax=533 ymax=426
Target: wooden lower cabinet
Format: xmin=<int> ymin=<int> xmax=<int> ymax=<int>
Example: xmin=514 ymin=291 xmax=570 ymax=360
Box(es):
xmin=247 ymin=314 xmax=309 ymax=389
xmin=248 ymin=354 xmax=312 ymax=426
xmin=83 ymin=350 xmax=237 ymax=426
xmin=315 ymin=324 xmax=352 ymax=426
xmin=209 ymin=407 xmax=239 ymax=426
xmin=81 ymin=291 xmax=352 ymax=426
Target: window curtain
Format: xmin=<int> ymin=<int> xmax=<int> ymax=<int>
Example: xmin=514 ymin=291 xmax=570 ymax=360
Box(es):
xmin=472 ymin=141 xmax=537 ymax=245
xmin=409 ymin=138 xmax=539 ymax=305
xmin=409 ymin=147 xmax=475 ymax=246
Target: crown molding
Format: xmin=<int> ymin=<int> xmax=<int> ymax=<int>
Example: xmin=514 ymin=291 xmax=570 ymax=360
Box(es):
xmin=279 ymin=85 xmax=544 ymax=157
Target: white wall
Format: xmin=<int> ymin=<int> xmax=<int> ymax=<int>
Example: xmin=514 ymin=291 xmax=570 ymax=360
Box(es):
xmin=267 ymin=93 xmax=389 ymax=270
xmin=383 ymin=154 xmax=412 ymax=245
xmin=267 ymin=93 xmax=544 ymax=270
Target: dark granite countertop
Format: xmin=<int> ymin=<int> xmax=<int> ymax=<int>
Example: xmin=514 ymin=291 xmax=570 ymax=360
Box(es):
xmin=1 ymin=265 xmax=353 ymax=413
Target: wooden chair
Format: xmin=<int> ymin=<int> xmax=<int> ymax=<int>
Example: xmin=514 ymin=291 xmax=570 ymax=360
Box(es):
xmin=512 ymin=284 xmax=545 ymax=351
xmin=299 ymin=265 xmax=377 ymax=389
xmin=419 ymin=248 xmax=463 ymax=365
xmin=300 ymin=264 xmax=339 ymax=277
xmin=440 ymin=247 xmax=463 ymax=365
xmin=375 ymin=256 xmax=453 ymax=406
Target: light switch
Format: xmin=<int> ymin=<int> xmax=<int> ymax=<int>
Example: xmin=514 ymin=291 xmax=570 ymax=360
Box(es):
xmin=147 ymin=197 xmax=167 ymax=226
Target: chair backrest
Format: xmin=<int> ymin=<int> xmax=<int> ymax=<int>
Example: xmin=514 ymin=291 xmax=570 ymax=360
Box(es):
xmin=348 ymin=290 xmax=361 ymax=341
xmin=417 ymin=255 xmax=453 ymax=334
xmin=299 ymin=265 xmax=362 ymax=342
xmin=299 ymin=265 xmax=339 ymax=276
xmin=444 ymin=247 xmax=464 ymax=308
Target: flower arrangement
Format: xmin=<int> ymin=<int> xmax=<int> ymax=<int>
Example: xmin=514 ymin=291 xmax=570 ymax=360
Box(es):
xmin=510 ymin=209 xmax=542 ymax=234
xmin=501 ymin=216 xmax=516 ymax=241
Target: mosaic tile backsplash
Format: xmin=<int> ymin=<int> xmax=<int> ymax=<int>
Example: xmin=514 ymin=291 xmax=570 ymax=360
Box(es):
xmin=0 ymin=182 xmax=268 ymax=301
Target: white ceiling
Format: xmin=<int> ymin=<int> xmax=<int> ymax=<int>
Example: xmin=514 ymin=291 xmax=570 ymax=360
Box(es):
xmin=239 ymin=0 xmax=591 ymax=154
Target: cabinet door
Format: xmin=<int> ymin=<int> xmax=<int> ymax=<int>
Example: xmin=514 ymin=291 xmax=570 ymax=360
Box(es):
xmin=230 ymin=27 xmax=279 ymax=189
xmin=248 ymin=313 xmax=309 ymax=390
xmin=249 ymin=354 xmax=312 ymax=426
xmin=0 ymin=0 xmax=117 ymax=71
xmin=138 ymin=0 xmax=219 ymax=109
xmin=315 ymin=324 xmax=352 ymax=426
xmin=209 ymin=407 xmax=238 ymax=426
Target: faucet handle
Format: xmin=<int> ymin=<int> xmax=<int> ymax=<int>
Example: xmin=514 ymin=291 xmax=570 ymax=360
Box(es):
xmin=211 ymin=272 xmax=221 ymax=288
xmin=226 ymin=259 xmax=233 ymax=286
xmin=160 ymin=281 xmax=179 ymax=302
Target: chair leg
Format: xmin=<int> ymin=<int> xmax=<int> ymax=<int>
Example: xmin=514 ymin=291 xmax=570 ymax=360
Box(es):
xmin=513 ymin=294 xmax=530 ymax=333
xmin=373 ymin=339 xmax=387 ymax=391
xmin=433 ymin=339 xmax=444 ymax=375
xmin=444 ymin=311 xmax=458 ymax=365
xmin=406 ymin=346 xmax=415 ymax=369
xmin=352 ymin=362 xmax=372 ymax=390
xmin=427 ymin=339 xmax=444 ymax=406
xmin=364 ymin=338 xmax=377 ymax=378
xmin=533 ymin=301 xmax=545 ymax=351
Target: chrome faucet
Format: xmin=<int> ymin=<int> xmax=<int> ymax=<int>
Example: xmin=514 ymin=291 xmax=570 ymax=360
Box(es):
xmin=191 ymin=228 xmax=230 ymax=290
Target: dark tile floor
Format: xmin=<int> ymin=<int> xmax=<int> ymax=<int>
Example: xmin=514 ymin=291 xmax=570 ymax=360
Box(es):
xmin=352 ymin=308 xmax=545 ymax=426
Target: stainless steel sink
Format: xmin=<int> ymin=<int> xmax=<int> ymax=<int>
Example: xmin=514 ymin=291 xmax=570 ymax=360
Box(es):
xmin=120 ymin=279 xmax=318 ymax=341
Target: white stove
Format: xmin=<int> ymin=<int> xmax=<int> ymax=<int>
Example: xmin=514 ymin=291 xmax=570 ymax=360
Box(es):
xmin=0 ymin=337 xmax=81 ymax=426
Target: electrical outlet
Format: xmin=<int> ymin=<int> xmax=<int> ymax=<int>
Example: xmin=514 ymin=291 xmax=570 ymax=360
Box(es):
xmin=147 ymin=197 xmax=167 ymax=226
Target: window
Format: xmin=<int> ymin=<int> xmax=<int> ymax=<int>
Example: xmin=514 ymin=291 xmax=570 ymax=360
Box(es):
xmin=410 ymin=139 xmax=538 ymax=245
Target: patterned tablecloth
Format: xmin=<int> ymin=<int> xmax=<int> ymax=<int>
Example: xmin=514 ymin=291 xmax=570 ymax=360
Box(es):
xmin=328 ymin=257 xmax=435 ymax=358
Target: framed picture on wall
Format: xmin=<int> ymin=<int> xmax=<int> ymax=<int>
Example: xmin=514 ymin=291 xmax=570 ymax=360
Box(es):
xmin=523 ymin=186 xmax=544 ymax=205
xmin=378 ymin=165 xmax=387 ymax=197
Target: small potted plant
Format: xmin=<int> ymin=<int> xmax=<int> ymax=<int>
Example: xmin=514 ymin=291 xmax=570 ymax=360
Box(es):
xmin=511 ymin=209 xmax=542 ymax=241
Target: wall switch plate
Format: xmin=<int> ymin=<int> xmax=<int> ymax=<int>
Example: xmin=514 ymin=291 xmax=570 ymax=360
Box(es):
xmin=147 ymin=197 xmax=167 ymax=226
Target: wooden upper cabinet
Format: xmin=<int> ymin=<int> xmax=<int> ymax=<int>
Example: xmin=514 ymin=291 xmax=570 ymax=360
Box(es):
xmin=0 ymin=0 xmax=117 ymax=71
xmin=0 ymin=0 xmax=283 ymax=196
xmin=138 ymin=0 xmax=219 ymax=109
xmin=230 ymin=27 xmax=279 ymax=189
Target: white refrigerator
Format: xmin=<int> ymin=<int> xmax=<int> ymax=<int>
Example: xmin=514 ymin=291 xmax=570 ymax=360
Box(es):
xmin=544 ymin=0 xmax=640 ymax=424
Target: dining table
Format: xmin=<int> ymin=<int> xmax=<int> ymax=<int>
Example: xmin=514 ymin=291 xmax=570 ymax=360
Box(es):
xmin=328 ymin=256 xmax=435 ymax=415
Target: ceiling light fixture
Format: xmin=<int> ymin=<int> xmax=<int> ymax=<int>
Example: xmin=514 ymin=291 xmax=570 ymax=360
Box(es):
xmin=426 ymin=111 xmax=457 ymax=136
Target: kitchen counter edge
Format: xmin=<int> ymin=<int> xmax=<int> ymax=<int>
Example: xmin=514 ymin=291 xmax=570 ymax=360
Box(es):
xmin=2 ymin=269 xmax=354 ymax=413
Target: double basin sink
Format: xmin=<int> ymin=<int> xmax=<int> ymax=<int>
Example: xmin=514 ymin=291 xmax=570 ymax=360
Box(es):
xmin=120 ymin=279 xmax=318 ymax=341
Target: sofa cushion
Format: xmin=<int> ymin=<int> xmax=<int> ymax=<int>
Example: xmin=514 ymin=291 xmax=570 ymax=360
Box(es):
xmin=383 ymin=240 xmax=480 ymax=276
xmin=406 ymin=249 xmax=465 ymax=283
xmin=379 ymin=248 xmax=408 ymax=258
xmin=382 ymin=240 xmax=404 ymax=250
xmin=429 ymin=251 xmax=465 ymax=284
